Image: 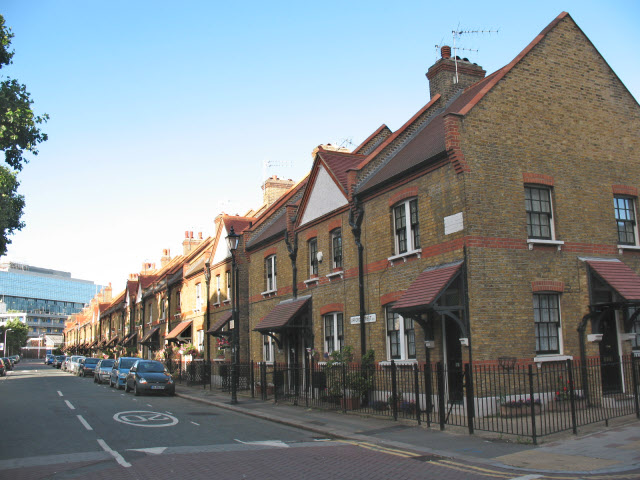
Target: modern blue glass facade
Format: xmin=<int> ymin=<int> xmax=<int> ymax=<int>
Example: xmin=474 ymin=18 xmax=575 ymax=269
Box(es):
xmin=0 ymin=262 xmax=103 ymax=337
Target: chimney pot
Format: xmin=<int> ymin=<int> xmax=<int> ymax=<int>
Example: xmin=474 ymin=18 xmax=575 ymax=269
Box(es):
xmin=185 ymin=230 xmax=189 ymax=238
xmin=198 ymin=232 xmax=203 ymax=239
xmin=441 ymin=45 xmax=451 ymax=59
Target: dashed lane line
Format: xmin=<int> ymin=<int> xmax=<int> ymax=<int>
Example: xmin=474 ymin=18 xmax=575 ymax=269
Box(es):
xmin=57 ymin=390 xmax=63 ymax=397
xmin=77 ymin=415 xmax=93 ymax=431
xmin=64 ymin=400 xmax=75 ymax=410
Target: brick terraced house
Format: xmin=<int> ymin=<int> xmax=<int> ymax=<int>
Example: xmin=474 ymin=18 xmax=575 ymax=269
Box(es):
xmin=241 ymin=11 xmax=640 ymax=400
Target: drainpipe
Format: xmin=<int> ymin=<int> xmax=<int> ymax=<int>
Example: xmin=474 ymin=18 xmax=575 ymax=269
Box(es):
xmin=349 ymin=198 xmax=366 ymax=358
xmin=285 ymin=231 xmax=298 ymax=300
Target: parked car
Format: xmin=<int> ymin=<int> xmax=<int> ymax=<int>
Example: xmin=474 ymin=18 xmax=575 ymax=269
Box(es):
xmin=78 ymin=357 xmax=99 ymax=377
xmin=109 ymin=357 xmax=138 ymax=389
xmin=94 ymin=359 xmax=115 ymax=384
xmin=0 ymin=358 xmax=5 ymax=376
xmin=45 ymin=354 xmax=55 ymax=365
xmin=10 ymin=355 xmax=19 ymax=364
xmin=124 ymin=359 xmax=175 ymax=396
xmin=1 ymin=357 xmax=13 ymax=371
xmin=68 ymin=356 xmax=85 ymax=374
xmin=54 ymin=355 xmax=67 ymax=368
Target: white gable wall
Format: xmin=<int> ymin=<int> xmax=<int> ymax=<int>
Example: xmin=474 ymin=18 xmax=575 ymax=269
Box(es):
xmin=299 ymin=165 xmax=348 ymax=226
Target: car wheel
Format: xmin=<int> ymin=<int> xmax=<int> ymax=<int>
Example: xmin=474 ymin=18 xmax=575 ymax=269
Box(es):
xmin=134 ymin=382 xmax=141 ymax=396
xmin=124 ymin=382 xmax=131 ymax=393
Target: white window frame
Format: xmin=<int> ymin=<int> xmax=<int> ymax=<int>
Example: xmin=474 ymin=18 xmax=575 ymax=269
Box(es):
xmin=265 ymin=255 xmax=277 ymax=293
xmin=225 ymin=270 xmax=231 ymax=302
xmin=614 ymin=195 xmax=639 ymax=248
xmin=263 ymin=334 xmax=274 ymax=363
xmin=197 ymin=330 xmax=204 ymax=352
xmin=385 ymin=308 xmax=416 ymax=361
xmin=195 ymin=283 xmax=202 ymax=312
xmin=533 ymin=293 xmax=563 ymax=356
xmin=308 ymin=238 xmax=318 ymax=277
xmin=323 ymin=312 xmax=344 ymax=355
xmin=215 ymin=274 xmax=221 ymax=304
xmin=331 ymin=229 xmax=342 ymax=270
xmin=392 ymin=198 xmax=421 ymax=256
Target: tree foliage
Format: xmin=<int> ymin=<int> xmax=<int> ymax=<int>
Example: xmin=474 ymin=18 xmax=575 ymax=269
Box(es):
xmin=1 ymin=318 xmax=29 ymax=355
xmin=0 ymin=14 xmax=48 ymax=255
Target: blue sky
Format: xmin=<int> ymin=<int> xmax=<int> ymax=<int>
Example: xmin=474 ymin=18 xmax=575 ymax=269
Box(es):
xmin=1 ymin=1 xmax=639 ymax=293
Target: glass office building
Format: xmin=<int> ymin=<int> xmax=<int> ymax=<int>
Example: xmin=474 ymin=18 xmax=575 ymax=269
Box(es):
xmin=0 ymin=262 xmax=103 ymax=338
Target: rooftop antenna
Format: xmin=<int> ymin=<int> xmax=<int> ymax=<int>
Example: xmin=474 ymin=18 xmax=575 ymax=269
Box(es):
xmin=338 ymin=137 xmax=355 ymax=149
xmin=438 ymin=27 xmax=498 ymax=84
xmin=262 ymin=159 xmax=292 ymax=183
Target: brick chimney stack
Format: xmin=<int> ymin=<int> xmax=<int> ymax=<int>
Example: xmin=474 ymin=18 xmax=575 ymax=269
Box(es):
xmin=160 ymin=248 xmax=171 ymax=268
xmin=102 ymin=283 xmax=113 ymax=302
xmin=182 ymin=231 xmax=204 ymax=255
xmin=426 ymin=45 xmax=486 ymax=104
xmin=262 ymin=176 xmax=295 ymax=208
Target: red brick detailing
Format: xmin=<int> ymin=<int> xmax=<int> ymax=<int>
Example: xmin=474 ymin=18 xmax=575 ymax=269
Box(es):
xmin=612 ymin=184 xmax=638 ymax=197
xmin=320 ymin=303 xmax=344 ymax=315
xmin=444 ymin=114 xmax=470 ymax=174
xmin=532 ymin=280 xmax=565 ymax=292
xmin=327 ymin=218 xmax=342 ymax=232
xmin=346 ymin=169 xmax=358 ymax=200
xmin=388 ymin=187 xmax=419 ymax=207
xmin=523 ymin=173 xmax=554 ymax=186
xmin=380 ymin=291 xmax=404 ymax=306
xmin=305 ymin=229 xmax=318 ymax=240
xmin=263 ymin=247 xmax=277 ymax=258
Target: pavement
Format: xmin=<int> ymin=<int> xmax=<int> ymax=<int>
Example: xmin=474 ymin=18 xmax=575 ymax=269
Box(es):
xmin=175 ymin=383 xmax=640 ymax=477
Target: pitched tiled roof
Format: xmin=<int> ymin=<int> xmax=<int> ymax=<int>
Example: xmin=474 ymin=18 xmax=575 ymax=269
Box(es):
xmin=206 ymin=310 xmax=233 ymax=335
xmin=587 ymin=260 xmax=640 ymax=301
xmin=222 ymin=216 xmax=254 ymax=235
xmin=254 ymin=296 xmax=311 ymax=332
xmin=393 ymin=261 xmax=463 ymax=313
xmin=316 ymin=148 xmax=366 ymax=194
xmin=140 ymin=326 xmax=161 ymax=345
xmin=356 ymin=12 xmax=575 ymax=194
xmin=352 ymin=124 xmax=392 ymax=155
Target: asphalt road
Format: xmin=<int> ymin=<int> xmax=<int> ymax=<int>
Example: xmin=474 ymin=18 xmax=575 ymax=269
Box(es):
xmin=2 ymin=359 xmax=632 ymax=480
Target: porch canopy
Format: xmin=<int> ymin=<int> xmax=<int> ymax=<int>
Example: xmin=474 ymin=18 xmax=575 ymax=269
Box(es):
xmin=254 ymin=296 xmax=311 ymax=334
xmin=105 ymin=336 xmax=119 ymax=348
xmin=139 ymin=326 xmax=161 ymax=347
xmin=122 ymin=332 xmax=137 ymax=347
xmin=584 ymin=259 xmax=640 ymax=329
xmin=206 ymin=311 xmax=233 ymax=337
xmin=165 ymin=320 xmax=192 ymax=344
xmin=392 ymin=260 xmax=467 ymax=336
xmin=87 ymin=340 xmax=98 ymax=349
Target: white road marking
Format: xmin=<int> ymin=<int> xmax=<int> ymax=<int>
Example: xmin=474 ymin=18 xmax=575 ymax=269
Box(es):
xmin=509 ymin=475 xmax=543 ymax=480
xmin=127 ymin=447 xmax=167 ymax=455
xmin=165 ymin=411 xmax=173 ymax=414
xmin=57 ymin=391 xmax=63 ymax=397
xmin=65 ymin=400 xmax=75 ymax=410
xmin=190 ymin=421 xmax=200 ymax=426
xmin=147 ymin=404 xmax=153 ymax=407
xmin=77 ymin=415 xmax=93 ymax=431
xmin=234 ymin=439 xmax=289 ymax=448
xmin=97 ymin=439 xmax=131 ymax=468
xmin=113 ymin=411 xmax=179 ymax=428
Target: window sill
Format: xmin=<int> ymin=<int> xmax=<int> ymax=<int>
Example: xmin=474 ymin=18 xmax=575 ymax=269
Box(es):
xmin=387 ymin=249 xmax=422 ymax=265
xmin=261 ymin=289 xmax=277 ymax=298
xmin=326 ymin=270 xmax=344 ymax=281
xmin=618 ymin=245 xmax=640 ymax=254
xmin=212 ymin=302 xmax=220 ymax=307
xmin=223 ymin=300 xmax=231 ymax=305
xmin=379 ymin=360 xmax=418 ymax=367
xmin=527 ymin=239 xmax=564 ymax=251
xmin=304 ymin=277 xmax=319 ymax=287
xmin=534 ymin=354 xmax=572 ymax=364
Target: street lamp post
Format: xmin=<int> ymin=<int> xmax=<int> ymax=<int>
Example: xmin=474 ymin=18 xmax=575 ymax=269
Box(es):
xmin=204 ymin=258 xmax=211 ymax=362
xmin=3 ymin=328 xmax=12 ymax=356
xmin=226 ymin=226 xmax=240 ymax=404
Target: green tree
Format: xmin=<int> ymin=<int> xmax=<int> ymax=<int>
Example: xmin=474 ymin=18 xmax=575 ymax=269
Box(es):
xmin=0 ymin=14 xmax=48 ymax=255
xmin=1 ymin=318 xmax=28 ymax=356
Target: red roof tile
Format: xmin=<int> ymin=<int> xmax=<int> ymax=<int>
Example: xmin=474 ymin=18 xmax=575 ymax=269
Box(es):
xmin=316 ymin=148 xmax=366 ymax=194
xmin=587 ymin=260 xmax=640 ymax=301
xmin=254 ymin=296 xmax=310 ymax=332
xmin=393 ymin=262 xmax=463 ymax=313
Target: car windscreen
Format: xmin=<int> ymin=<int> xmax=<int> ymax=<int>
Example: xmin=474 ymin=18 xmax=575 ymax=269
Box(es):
xmin=101 ymin=360 xmax=114 ymax=368
xmin=84 ymin=358 xmax=100 ymax=364
xmin=137 ymin=362 xmax=166 ymax=373
xmin=119 ymin=359 xmax=136 ymax=369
